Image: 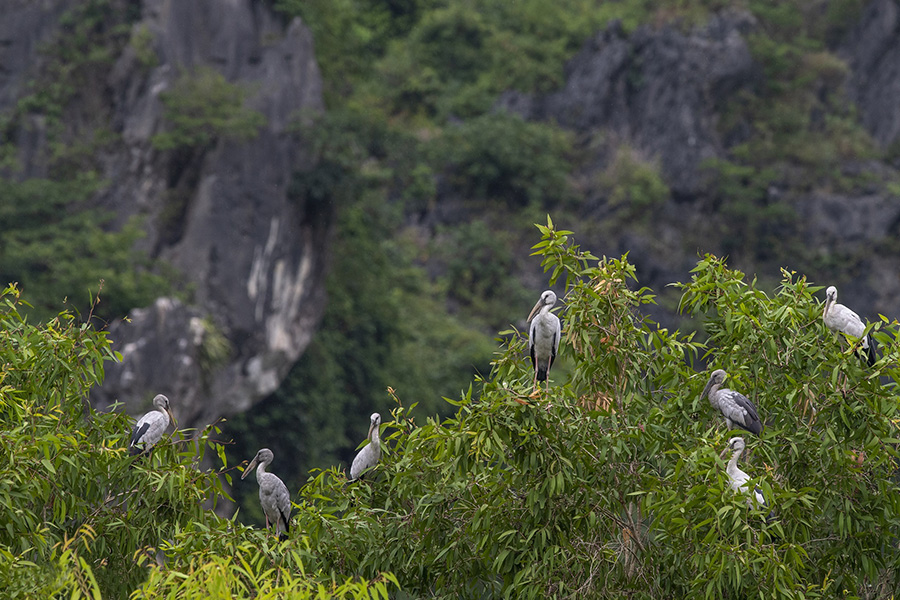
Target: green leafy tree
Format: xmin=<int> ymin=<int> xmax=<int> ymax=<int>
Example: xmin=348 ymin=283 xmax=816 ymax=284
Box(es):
xmin=282 ymin=219 xmax=900 ymax=599
xmin=0 ymin=284 xmax=396 ymax=598
xmin=4 ymin=219 xmax=900 ymax=598
xmin=0 ymin=176 xmax=170 ymax=323
xmin=434 ymin=112 xmax=574 ymax=207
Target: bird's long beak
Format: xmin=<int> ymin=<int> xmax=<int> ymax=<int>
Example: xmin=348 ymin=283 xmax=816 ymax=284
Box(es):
xmin=700 ymin=378 xmax=714 ymax=401
xmin=241 ymin=457 xmax=258 ymax=480
xmin=367 ymin=422 xmax=376 ymax=441
xmin=527 ymin=299 xmax=543 ymax=322
xmin=719 ymin=447 xmax=729 ymax=460
xmin=823 ymin=296 xmax=833 ymax=318
xmin=166 ymin=409 xmax=177 ymax=428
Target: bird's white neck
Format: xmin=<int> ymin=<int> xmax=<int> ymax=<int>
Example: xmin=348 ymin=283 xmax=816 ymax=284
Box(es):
xmin=727 ymin=448 xmax=743 ymax=474
xmin=370 ymin=425 xmax=380 ymax=445
xmin=256 ymin=461 xmax=269 ymax=481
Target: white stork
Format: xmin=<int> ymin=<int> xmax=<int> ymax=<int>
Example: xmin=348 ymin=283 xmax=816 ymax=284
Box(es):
xmin=701 ymin=370 xmax=762 ymax=436
xmin=129 ymin=394 xmax=176 ymax=455
xmin=823 ymin=285 xmax=875 ymax=366
xmin=350 ymin=413 xmax=382 ymax=481
xmin=527 ymin=290 xmax=561 ymax=394
xmin=241 ymin=448 xmax=291 ymax=541
xmin=721 ymin=436 xmax=774 ymax=521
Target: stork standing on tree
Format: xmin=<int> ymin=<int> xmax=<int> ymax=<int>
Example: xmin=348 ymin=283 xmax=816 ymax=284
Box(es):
xmin=129 ymin=394 xmax=176 ymax=456
xmin=823 ymin=285 xmax=875 ymax=367
xmin=700 ymin=370 xmax=762 ymax=436
xmin=350 ymin=413 xmax=382 ymax=481
xmin=528 ymin=290 xmax=561 ymax=395
xmin=241 ymin=448 xmax=291 ymax=541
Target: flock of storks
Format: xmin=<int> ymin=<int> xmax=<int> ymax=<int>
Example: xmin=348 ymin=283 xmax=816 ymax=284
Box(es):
xmin=125 ymin=284 xmax=871 ymax=539
xmin=525 ymin=284 xmax=874 ymax=517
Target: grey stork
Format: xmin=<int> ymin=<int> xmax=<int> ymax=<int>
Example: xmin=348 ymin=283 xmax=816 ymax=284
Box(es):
xmin=350 ymin=413 xmax=382 ymax=481
xmin=527 ymin=290 xmax=561 ymax=394
xmin=823 ymin=285 xmax=875 ymax=366
xmin=701 ymin=370 xmax=762 ymax=436
xmin=241 ymin=448 xmax=291 ymax=541
xmin=129 ymin=394 xmax=176 ymax=455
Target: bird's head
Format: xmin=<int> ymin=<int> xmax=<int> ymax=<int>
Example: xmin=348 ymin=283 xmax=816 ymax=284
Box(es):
xmin=242 ymin=448 xmax=274 ymax=480
xmin=701 ymin=369 xmax=728 ymax=399
xmin=153 ymin=394 xmax=177 ymax=427
xmin=528 ymin=290 xmax=558 ymax=322
xmin=720 ymin=436 xmax=745 ymax=459
xmin=368 ymin=413 xmax=382 ymax=439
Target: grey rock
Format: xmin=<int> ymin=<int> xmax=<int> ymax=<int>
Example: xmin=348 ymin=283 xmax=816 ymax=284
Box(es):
xmin=93 ymin=0 xmax=328 ymax=426
xmin=499 ymin=11 xmax=757 ymax=197
xmin=5 ymin=0 xmax=329 ymax=428
xmin=0 ymin=0 xmax=80 ymax=110
xmin=841 ymin=0 xmax=900 ymax=148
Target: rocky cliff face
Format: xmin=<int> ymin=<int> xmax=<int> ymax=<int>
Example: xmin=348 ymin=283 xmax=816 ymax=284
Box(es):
xmin=500 ymin=4 xmax=900 ymax=323
xmin=500 ymin=11 xmax=757 ymax=200
xmin=2 ymin=0 xmax=328 ymax=427
xmin=842 ymin=0 xmax=900 ymax=149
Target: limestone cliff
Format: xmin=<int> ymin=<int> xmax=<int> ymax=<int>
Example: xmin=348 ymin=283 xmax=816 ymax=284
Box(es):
xmin=1 ymin=0 xmax=328 ymax=428
xmin=499 ymin=5 xmax=900 ymax=322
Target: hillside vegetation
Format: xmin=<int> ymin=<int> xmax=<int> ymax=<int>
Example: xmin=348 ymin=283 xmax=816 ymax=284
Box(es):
xmin=2 ymin=221 xmax=900 ymax=598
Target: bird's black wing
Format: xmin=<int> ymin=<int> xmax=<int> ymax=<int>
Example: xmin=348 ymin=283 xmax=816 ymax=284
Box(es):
xmin=279 ymin=507 xmax=291 ymax=534
xmin=130 ymin=422 xmax=150 ymax=450
xmin=721 ymin=390 xmax=762 ymax=435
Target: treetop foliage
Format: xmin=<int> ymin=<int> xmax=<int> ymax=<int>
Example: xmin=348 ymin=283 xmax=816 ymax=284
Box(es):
xmin=4 ymin=220 xmax=899 ymax=598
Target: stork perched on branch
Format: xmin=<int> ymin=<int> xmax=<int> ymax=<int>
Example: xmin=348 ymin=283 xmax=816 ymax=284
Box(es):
xmin=700 ymin=370 xmax=762 ymax=436
xmin=241 ymin=448 xmax=291 ymax=541
xmin=350 ymin=413 xmax=382 ymax=481
xmin=823 ymin=285 xmax=875 ymax=367
xmin=527 ymin=290 xmax=561 ymax=395
xmin=129 ymin=394 xmax=175 ymax=456
xmin=721 ymin=437 xmax=774 ymax=522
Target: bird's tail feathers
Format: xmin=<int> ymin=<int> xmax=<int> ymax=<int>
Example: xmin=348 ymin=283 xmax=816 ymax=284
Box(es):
xmin=536 ymin=366 xmax=549 ymax=382
xmin=865 ymin=335 xmax=876 ymax=367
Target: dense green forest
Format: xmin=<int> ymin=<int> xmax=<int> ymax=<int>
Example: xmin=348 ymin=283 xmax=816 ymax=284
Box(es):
xmin=3 ymin=223 xmax=900 ymax=598
xmin=4 ymin=0 xmax=900 ymax=596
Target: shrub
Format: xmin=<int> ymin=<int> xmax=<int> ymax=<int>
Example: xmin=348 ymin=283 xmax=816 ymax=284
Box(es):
xmin=0 ymin=174 xmax=171 ymax=323
xmin=596 ymin=145 xmax=670 ymax=219
xmin=434 ymin=111 xmax=573 ymax=206
xmin=151 ymin=67 xmax=267 ymax=151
